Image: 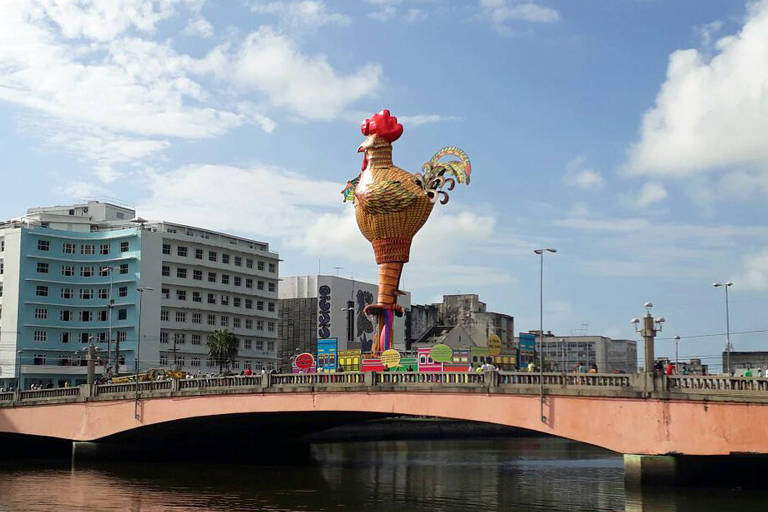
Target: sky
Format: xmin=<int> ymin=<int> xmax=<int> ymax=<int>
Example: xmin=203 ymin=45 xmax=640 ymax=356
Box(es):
xmin=2 ymin=0 xmax=768 ymax=369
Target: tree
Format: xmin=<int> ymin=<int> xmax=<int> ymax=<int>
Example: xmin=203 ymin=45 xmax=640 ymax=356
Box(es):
xmin=207 ymin=329 xmax=238 ymax=374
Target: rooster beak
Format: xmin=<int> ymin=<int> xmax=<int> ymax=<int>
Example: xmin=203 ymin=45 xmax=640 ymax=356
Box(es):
xmin=357 ymin=145 xmax=365 ymax=153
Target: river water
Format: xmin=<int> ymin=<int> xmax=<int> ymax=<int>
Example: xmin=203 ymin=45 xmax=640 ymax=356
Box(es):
xmin=0 ymin=437 xmax=765 ymax=511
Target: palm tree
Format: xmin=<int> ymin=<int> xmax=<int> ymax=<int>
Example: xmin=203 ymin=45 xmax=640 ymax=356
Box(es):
xmin=207 ymin=329 xmax=238 ymax=374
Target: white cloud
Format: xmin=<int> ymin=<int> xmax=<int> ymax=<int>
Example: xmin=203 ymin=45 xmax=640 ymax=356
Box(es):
xmin=479 ymin=0 xmax=560 ymax=34
xmin=251 ymin=1 xmax=350 ymax=30
xmin=184 ymin=17 xmax=214 ymax=38
xmin=735 ymin=248 xmax=768 ymax=290
xmin=563 ymin=155 xmax=605 ymax=190
xmin=365 ymin=0 xmax=428 ymax=23
xmin=230 ymin=27 xmax=382 ymax=120
xmin=625 ymin=0 xmax=768 ymax=184
xmin=398 ymin=114 xmax=458 ymax=126
xmin=635 ymin=182 xmax=667 ymax=207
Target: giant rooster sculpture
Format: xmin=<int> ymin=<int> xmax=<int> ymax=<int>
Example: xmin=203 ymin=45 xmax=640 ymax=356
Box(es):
xmin=342 ymin=109 xmax=471 ymax=355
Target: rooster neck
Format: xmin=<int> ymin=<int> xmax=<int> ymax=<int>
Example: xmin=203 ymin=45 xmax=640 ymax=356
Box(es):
xmin=366 ymin=141 xmax=393 ymax=170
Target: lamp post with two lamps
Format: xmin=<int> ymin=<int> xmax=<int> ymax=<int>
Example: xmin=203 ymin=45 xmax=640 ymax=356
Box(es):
xmin=631 ymin=302 xmax=664 ymax=390
xmin=534 ymin=248 xmax=557 ymax=423
xmin=713 ymin=281 xmax=733 ymax=375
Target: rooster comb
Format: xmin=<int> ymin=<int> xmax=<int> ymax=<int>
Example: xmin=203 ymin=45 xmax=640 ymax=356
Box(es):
xmin=361 ymin=109 xmax=403 ymax=143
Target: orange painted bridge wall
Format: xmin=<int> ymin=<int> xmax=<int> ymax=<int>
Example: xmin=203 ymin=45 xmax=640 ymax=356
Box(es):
xmin=1 ymin=392 xmax=766 ymax=456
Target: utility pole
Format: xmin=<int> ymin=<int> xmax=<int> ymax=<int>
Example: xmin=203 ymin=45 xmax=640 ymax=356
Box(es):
xmin=86 ymin=344 xmax=97 ymax=388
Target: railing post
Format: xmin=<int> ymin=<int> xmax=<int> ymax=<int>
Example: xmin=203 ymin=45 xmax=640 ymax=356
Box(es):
xmin=13 ymin=389 xmax=21 ymax=404
xmin=80 ymin=383 xmax=92 ymax=399
xmin=364 ymin=371 xmax=375 ymax=387
xmin=171 ymin=378 xmax=179 ymax=392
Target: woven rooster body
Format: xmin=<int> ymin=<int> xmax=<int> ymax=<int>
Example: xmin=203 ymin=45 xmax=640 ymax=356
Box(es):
xmin=342 ymin=110 xmax=471 ymax=355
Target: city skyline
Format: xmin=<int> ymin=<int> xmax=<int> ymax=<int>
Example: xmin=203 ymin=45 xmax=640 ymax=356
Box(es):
xmin=2 ymin=0 xmax=768 ymax=371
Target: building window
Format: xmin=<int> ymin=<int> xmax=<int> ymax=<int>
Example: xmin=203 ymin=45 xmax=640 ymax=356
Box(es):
xmin=268 ymin=263 xmax=276 ymax=273
xmin=36 ymin=285 xmax=48 ymax=297
xmin=255 ymin=339 xmax=264 ymax=350
xmin=245 ymin=279 xmax=253 ymax=289
xmin=207 ymin=293 xmax=216 ymax=304
xmin=99 ymin=266 xmax=111 ymax=277
xmin=177 ymin=355 xmax=185 ymax=367
xmin=162 ymin=265 xmax=170 ymax=277
xmin=195 ymin=248 xmax=203 ymax=259
xmin=245 ymin=299 xmax=253 ymax=309
xmin=176 ymin=290 xmax=186 ymax=301
xmin=192 ymin=291 xmax=201 ymax=303
xmin=246 ymin=319 xmax=253 ymax=329
xmin=81 ymin=244 xmax=94 ymax=255
xmin=80 ymin=266 xmax=94 ymax=277
xmin=97 ymin=310 xmax=108 ymax=321
xmin=61 ymin=288 xmax=73 ymax=299
xmin=191 ymin=334 xmax=201 ymax=345
xmin=220 ymin=316 xmax=229 ymax=327
xmin=36 ymin=262 xmax=49 ymax=273
xmin=176 ymin=268 xmax=187 ymax=279
xmin=80 ymin=289 xmax=93 ymax=300
xmin=207 ymin=314 xmax=216 ymax=326
xmin=267 ymin=322 xmax=275 ymax=332
xmin=209 ymin=251 xmax=217 ymax=262
xmin=119 ymin=264 xmax=129 ymax=274
xmin=191 ymin=357 xmax=201 ymax=367
xmin=233 ymin=276 xmax=241 ymax=287
xmin=98 ymin=288 xmax=108 ymax=299
xmin=221 ymin=295 xmax=229 ymax=306
xmin=267 ymin=341 xmax=275 ymax=351
xmin=38 ymin=240 xmax=50 ymax=251
xmin=193 ymin=270 xmax=202 ymax=281
xmin=233 ymin=317 xmax=241 ymax=328
xmin=161 ymin=288 xmax=170 ymax=299
xmin=192 ymin=312 xmax=202 ymax=324
xmin=160 ymin=354 xmax=168 ymax=366
xmin=61 ymin=310 xmax=73 ymax=321
xmin=100 ymin=243 xmax=110 ymax=255
xmin=256 ymin=320 xmax=264 ymax=330
xmin=79 ymin=311 xmax=92 ymax=322
xmin=257 ymin=301 xmax=264 ymax=311
xmin=234 ymin=256 xmax=242 ymax=266
xmin=118 ymin=286 xmax=128 ymax=297
xmin=33 ymin=353 xmax=47 ymax=365
xmin=257 ymin=261 xmax=264 ymax=271
xmin=222 ymin=254 xmax=230 ymax=264
xmin=120 ymin=241 xmax=129 ymax=252
xmin=233 ymin=297 xmax=241 ymax=308
xmin=34 ymin=308 xmax=47 ymax=320
xmin=162 ymin=243 xmax=171 ymax=255
xmin=268 ymin=302 xmax=275 ymax=313
xmin=63 ymin=242 xmax=75 ymax=254
xmin=161 ymin=310 xmax=169 ymax=322
xmin=176 ymin=311 xmax=186 ymax=322
xmin=117 ymin=331 xmax=126 ymax=343
xmin=246 ymin=259 xmax=254 ymax=269
xmin=174 ymin=333 xmax=185 ymax=344
xmin=61 ymin=332 xmax=70 ymax=344
xmin=208 ymin=272 xmax=216 ymax=283
xmin=244 ymin=339 xmax=252 ymax=349
xmin=177 ymin=246 xmax=188 ymax=257
xmin=221 ymin=274 xmax=230 ymax=285
xmin=160 ymin=332 xmax=169 ymax=344
xmin=34 ymin=330 xmax=47 ymax=341
xmin=268 ymin=282 xmax=276 ymax=292
xmin=257 ymin=281 xmax=264 ymax=290
xmin=118 ymin=309 xmax=127 ymax=320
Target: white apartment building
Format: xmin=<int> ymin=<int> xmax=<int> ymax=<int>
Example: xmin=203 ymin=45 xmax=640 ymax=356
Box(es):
xmin=0 ymin=201 xmax=279 ymax=388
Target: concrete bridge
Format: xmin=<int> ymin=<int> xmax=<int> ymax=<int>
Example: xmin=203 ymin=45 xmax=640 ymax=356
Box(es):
xmin=3 ymin=371 xmax=768 ymax=482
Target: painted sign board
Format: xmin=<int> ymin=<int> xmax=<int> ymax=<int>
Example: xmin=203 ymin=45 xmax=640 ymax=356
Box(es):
xmin=317 ymin=338 xmax=338 ymax=373
xmin=395 ymin=357 xmax=418 ymax=372
xmin=518 ymin=333 xmax=536 ymax=356
xmin=295 ymin=353 xmax=315 ymax=370
xmin=430 ymin=344 xmax=453 ymax=363
xmin=488 ymin=334 xmax=502 ymax=356
xmin=338 ymin=349 xmax=362 ymax=372
xmin=381 ymin=349 xmax=401 ymax=368
xmin=362 ymin=357 xmax=385 ymax=372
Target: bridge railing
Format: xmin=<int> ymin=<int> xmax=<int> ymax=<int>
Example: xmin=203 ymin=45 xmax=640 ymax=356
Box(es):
xmin=96 ymin=380 xmax=173 ymax=396
xmin=177 ymin=375 xmax=263 ymax=390
xmin=0 ymin=392 xmax=15 ymax=402
xmin=271 ymin=372 xmax=365 ymax=386
xmin=667 ymin=375 xmax=768 ymax=392
xmin=375 ymin=372 xmax=484 ymax=385
xmin=19 ymin=387 xmax=81 ymax=401
xmin=497 ymin=372 xmax=633 ymax=387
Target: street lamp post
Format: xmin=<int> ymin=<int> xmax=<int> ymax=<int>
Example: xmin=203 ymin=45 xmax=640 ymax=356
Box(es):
xmin=631 ymin=302 xmax=664 ymax=391
xmin=134 ymin=286 xmax=153 ymax=420
xmin=713 ymin=281 xmax=733 ymax=375
xmin=534 ymin=248 xmax=557 ymax=423
xmin=673 ymin=335 xmax=680 ymax=374
xmin=15 ymin=350 xmax=23 ymax=391
xmin=105 ymin=265 xmax=114 ymax=373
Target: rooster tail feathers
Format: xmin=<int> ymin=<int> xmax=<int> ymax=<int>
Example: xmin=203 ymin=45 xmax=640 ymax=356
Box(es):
xmin=429 ymin=146 xmax=471 ymax=185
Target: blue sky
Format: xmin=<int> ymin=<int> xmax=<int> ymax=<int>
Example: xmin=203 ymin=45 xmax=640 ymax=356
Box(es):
xmin=2 ymin=0 xmax=768 ymax=369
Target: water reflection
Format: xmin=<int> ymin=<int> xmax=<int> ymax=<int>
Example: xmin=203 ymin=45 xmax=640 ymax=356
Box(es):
xmin=0 ymin=438 xmax=765 ymax=511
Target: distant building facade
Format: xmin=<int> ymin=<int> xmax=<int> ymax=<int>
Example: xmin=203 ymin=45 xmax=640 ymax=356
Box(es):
xmin=0 ymin=201 xmax=279 ymax=388
xmin=725 ymin=351 xmax=768 ymax=376
xmin=531 ymin=332 xmax=637 ymax=374
xmin=278 ymin=275 xmax=410 ymax=368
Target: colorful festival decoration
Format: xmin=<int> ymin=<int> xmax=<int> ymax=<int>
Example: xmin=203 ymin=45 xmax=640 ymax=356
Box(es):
xmin=488 ymin=334 xmax=502 ymax=356
xmin=294 ymin=353 xmax=315 ymax=370
xmin=380 ymin=349 xmax=402 ymax=368
xmin=343 ymin=109 xmax=471 ymax=355
xmin=429 ymin=344 xmax=454 ymax=363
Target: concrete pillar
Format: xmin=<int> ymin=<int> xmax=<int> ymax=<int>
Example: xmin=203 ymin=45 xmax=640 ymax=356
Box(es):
xmin=624 ymin=454 xmax=677 ymax=486
xmin=364 ymin=372 xmax=374 ymax=387
xmin=625 ymin=453 xmax=768 ymax=487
